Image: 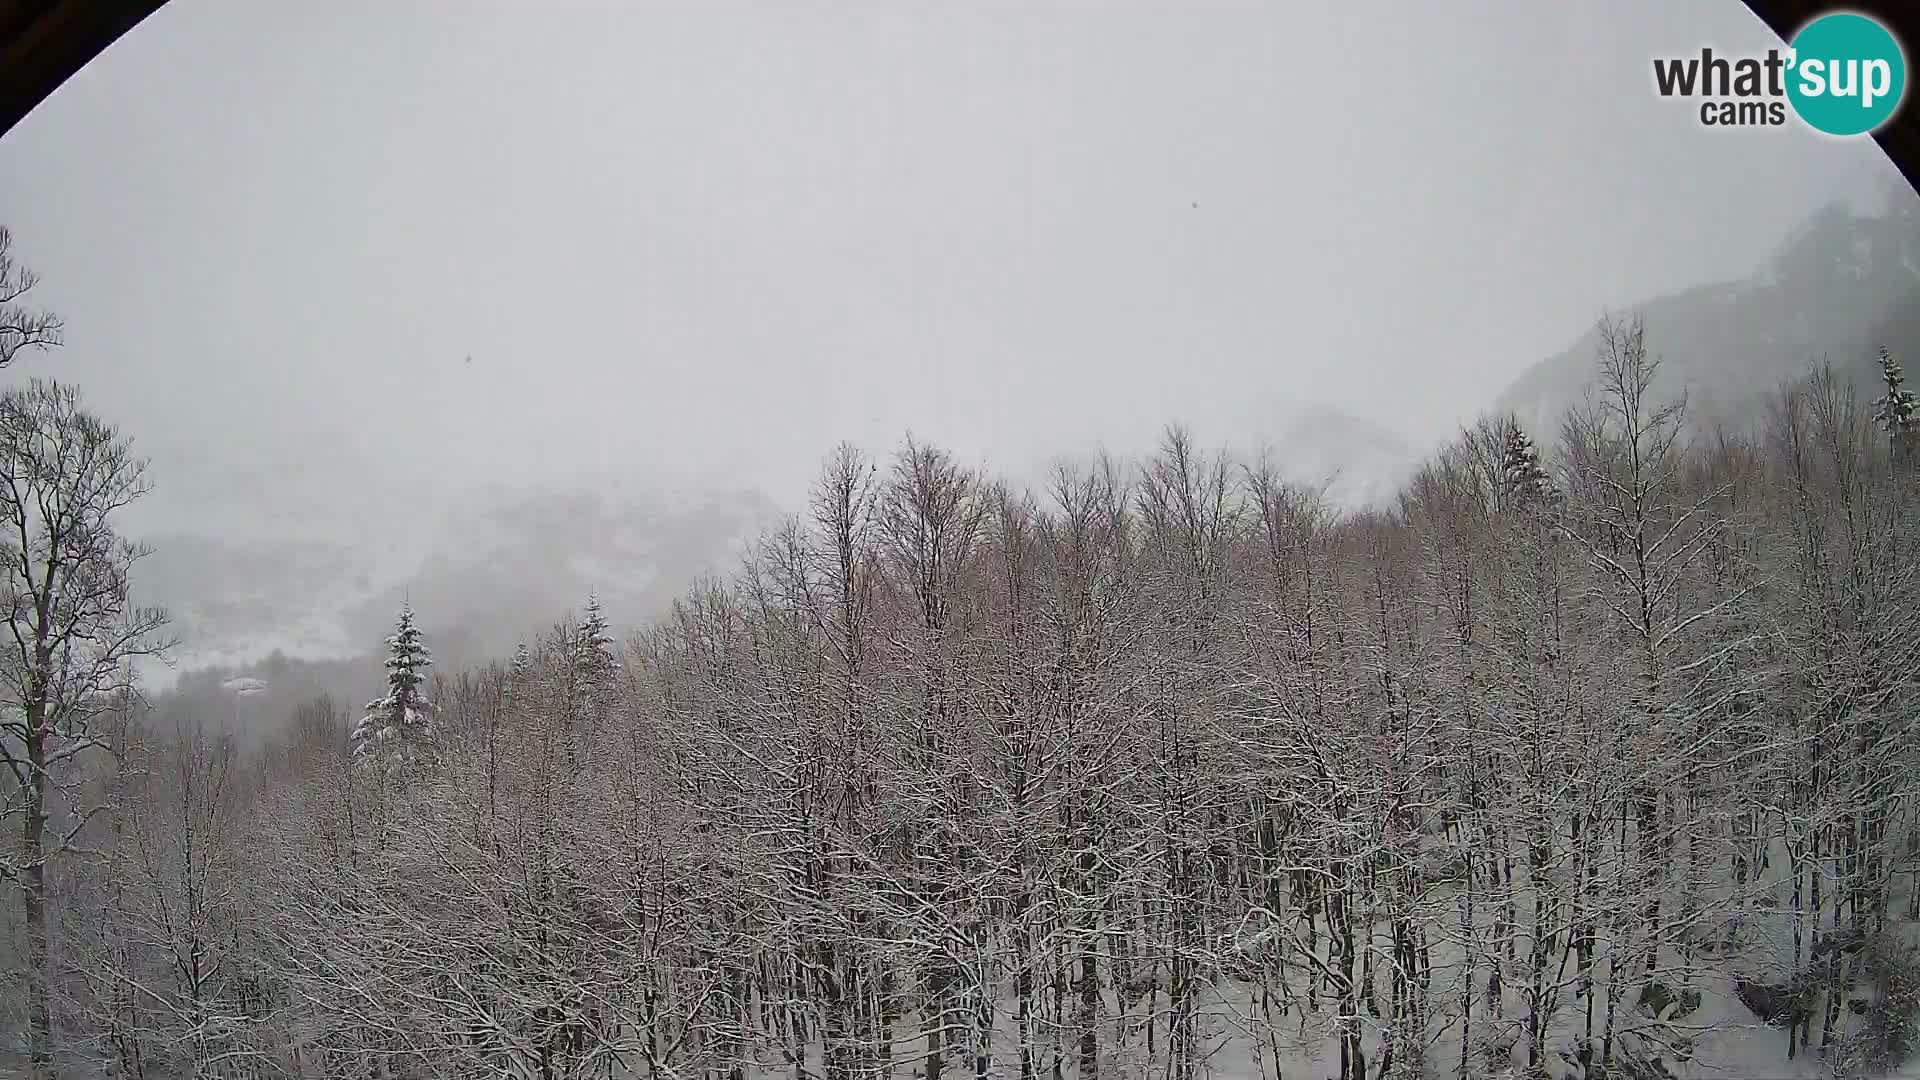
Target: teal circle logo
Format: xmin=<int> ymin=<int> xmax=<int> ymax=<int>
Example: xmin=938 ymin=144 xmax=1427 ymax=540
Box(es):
xmin=1787 ymin=12 xmax=1906 ymax=136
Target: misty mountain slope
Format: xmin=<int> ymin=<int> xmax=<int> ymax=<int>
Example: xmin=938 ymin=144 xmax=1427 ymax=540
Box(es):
xmin=131 ymin=485 xmax=782 ymax=679
xmin=132 ymin=535 xmax=380 ymax=666
xmin=1275 ymin=407 xmax=1420 ymax=509
xmin=149 ymin=652 xmax=375 ymax=747
xmin=1496 ymin=201 xmax=1920 ymax=436
xmin=1229 ymin=405 xmax=1421 ymax=510
xmin=345 ymin=486 xmax=782 ymax=670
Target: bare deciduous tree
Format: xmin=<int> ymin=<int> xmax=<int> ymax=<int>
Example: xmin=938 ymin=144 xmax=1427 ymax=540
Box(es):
xmin=0 ymin=229 xmax=63 ymax=369
xmin=0 ymin=379 xmax=170 ymax=1077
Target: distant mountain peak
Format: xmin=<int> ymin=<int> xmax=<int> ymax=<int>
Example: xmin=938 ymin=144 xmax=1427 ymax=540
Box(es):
xmin=1494 ymin=199 xmax=1920 ymax=439
xmin=136 ymin=483 xmax=784 ymax=679
xmin=1241 ymin=405 xmax=1419 ymax=510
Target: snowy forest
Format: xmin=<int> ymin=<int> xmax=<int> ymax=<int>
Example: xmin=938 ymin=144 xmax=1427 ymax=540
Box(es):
xmin=6 ymin=235 xmax=1920 ymax=1080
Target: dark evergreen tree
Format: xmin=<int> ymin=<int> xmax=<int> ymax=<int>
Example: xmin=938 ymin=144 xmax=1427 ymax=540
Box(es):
xmin=351 ymin=602 xmax=436 ymax=763
xmin=1501 ymin=420 xmax=1553 ymax=503
xmin=1874 ymin=346 xmax=1917 ymax=462
xmin=572 ymin=593 xmax=615 ymax=721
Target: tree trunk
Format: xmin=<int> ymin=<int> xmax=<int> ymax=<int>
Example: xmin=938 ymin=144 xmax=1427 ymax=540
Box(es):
xmin=22 ymin=698 xmax=53 ymax=1080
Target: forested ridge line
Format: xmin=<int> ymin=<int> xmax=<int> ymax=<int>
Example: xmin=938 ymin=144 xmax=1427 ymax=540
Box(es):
xmin=9 ymin=317 xmax=1920 ymax=1080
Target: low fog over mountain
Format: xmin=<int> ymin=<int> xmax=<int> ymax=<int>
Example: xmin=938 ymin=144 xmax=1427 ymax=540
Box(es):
xmin=134 ymin=193 xmax=1920 ymax=698
xmin=1498 ymin=197 xmax=1920 ymax=433
xmin=134 ymin=485 xmax=780 ymax=678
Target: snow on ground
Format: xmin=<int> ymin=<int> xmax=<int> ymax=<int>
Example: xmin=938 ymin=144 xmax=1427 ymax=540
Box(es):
xmin=708 ymin=841 xmax=1920 ymax=1080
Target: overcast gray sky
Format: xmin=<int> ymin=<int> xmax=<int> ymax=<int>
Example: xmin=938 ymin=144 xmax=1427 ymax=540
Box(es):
xmin=0 ymin=0 xmax=1904 ymax=542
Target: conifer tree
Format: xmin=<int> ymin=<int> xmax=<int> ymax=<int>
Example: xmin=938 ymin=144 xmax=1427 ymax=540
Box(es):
xmin=1874 ymin=346 xmax=1917 ymax=462
xmin=503 ymin=641 xmax=533 ymax=716
xmin=544 ymin=596 xmax=617 ymax=768
xmin=572 ymin=593 xmax=615 ymax=717
xmin=1501 ymin=420 xmax=1553 ymax=502
xmin=351 ymin=602 xmax=436 ymax=763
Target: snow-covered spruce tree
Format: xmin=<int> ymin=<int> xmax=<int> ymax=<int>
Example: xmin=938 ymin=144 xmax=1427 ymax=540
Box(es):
xmin=503 ymin=639 xmax=534 ymax=721
xmin=1873 ymin=346 xmax=1918 ymax=463
xmin=503 ymin=639 xmax=533 ymax=716
xmin=1501 ymin=419 xmax=1554 ymax=504
xmin=351 ymin=602 xmax=436 ymax=765
xmin=573 ymin=594 xmax=615 ymax=705
xmin=557 ymin=594 xmax=615 ymax=768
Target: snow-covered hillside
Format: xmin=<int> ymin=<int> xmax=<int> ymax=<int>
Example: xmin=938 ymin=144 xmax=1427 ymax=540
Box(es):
xmin=1496 ymin=201 xmax=1920 ymax=439
xmin=133 ymin=484 xmax=782 ymax=682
